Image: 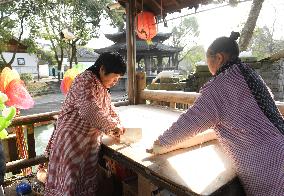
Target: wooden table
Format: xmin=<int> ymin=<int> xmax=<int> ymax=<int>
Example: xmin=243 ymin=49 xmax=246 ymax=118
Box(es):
xmin=102 ymin=105 xmax=244 ymax=196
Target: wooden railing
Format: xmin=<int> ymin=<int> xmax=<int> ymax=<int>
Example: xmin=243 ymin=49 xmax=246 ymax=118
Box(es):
xmin=4 ymin=84 xmax=284 ymax=174
xmin=140 ymin=89 xmax=284 ymax=115
xmin=3 ymin=101 xmax=129 ymax=174
xmin=3 ymin=111 xmax=59 ymax=173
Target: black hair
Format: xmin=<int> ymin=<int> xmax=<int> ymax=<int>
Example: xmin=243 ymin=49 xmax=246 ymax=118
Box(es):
xmin=87 ymin=52 xmax=126 ymax=78
xmin=208 ymin=31 xmax=240 ymax=61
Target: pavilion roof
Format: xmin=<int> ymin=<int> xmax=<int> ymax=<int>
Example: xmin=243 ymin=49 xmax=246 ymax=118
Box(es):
xmin=118 ymin=0 xmax=229 ymax=16
xmin=105 ymin=31 xmax=172 ymax=43
xmin=94 ymin=40 xmax=182 ymax=56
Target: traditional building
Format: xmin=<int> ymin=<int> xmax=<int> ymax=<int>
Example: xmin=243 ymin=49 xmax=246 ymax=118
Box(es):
xmin=94 ymin=31 xmax=182 ymax=75
xmin=1 ymin=38 xmax=38 ymax=76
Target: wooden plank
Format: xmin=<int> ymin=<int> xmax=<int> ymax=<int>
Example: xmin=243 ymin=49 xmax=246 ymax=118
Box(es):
xmin=102 ymin=105 xmax=239 ymax=195
xmin=11 ymin=111 xmax=59 ymax=127
xmin=141 ymin=90 xmax=199 ymax=105
xmin=276 ymin=101 xmax=284 ymax=115
xmin=142 ymin=90 xmax=284 ymax=116
xmin=6 ymin=155 xmax=48 ymax=173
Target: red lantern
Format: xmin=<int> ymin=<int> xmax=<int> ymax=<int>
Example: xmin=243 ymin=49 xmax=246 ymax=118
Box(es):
xmin=136 ymin=11 xmax=157 ymax=42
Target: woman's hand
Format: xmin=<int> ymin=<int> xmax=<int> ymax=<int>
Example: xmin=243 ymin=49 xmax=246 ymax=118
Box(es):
xmin=111 ymin=127 xmax=125 ymax=136
xmin=110 ymin=127 xmax=125 ymax=141
xmin=146 ymin=139 xmax=160 ymax=154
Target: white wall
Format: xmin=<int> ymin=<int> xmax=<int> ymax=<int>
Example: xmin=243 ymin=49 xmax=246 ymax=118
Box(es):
xmin=2 ymin=52 xmax=38 ymax=76
xmin=39 ymin=64 xmax=49 ymax=78
xmin=77 ymin=62 xmax=93 ymax=68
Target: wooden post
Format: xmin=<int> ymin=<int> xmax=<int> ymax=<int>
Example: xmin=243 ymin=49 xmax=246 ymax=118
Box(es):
xmin=26 ymin=124 xmax=36 ymax=159
xmin=126 ymin=0 xmax=137 ymax=105
xmin=170 ymin=102 xmax=176 ymax=109
xmin=3 ymin=135 xmax=18 ymax=162
xmin=138 ymin=174 xmax=157 ymax=196
xmin=136 ymin=72 xmax=146 ymax=104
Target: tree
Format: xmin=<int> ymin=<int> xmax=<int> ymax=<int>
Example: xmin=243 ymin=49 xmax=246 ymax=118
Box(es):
xmin=179 ymin=45 xmax=205 ymax=75
xmin=0 ymin=0 xmax=38 ymax=69
xmin=239 ymin=0 xmax=265 ymax=51
xmin=247 ymin=26 xmax=284 ymax=60
xmin=31 ymin=0 xmax=124 ymax=78
xmin=170 ymin=17 xmax=200 ymax=68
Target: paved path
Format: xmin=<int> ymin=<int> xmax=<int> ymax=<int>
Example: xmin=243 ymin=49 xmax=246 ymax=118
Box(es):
xmin=20 ymin=91 xmax=127 ymax=116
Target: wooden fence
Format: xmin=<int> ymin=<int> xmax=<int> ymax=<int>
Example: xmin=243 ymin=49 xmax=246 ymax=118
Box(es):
xmin=3 ymin=74 xmax=284 ymax=174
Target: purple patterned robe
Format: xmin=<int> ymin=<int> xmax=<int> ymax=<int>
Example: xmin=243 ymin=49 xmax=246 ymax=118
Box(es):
xmin=158 ymin=64 xmax=284 ymax=195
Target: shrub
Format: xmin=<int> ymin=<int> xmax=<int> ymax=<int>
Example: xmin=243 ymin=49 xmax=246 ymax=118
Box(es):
xmin=20 ymin=73 xmax=33 ymax=84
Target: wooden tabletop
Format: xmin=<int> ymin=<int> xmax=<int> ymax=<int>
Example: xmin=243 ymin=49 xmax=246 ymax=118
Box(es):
xmin=102 ymin=105 xmax=238 ymax=195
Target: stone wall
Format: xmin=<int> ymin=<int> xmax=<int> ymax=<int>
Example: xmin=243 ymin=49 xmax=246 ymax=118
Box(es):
xmin=250 ymin=58 xmax=284 ymax=101
xmin=185 ymin=58 xmax=284 ymax=101
xmin=184 ymin=65 xmax=211 ymax=92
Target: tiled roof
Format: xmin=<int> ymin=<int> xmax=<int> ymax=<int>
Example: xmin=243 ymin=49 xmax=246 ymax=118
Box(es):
xmin=94 ymin=40 xmax=182 ymax=56
xmin=105 ymin=31 xmax=172 ymax=43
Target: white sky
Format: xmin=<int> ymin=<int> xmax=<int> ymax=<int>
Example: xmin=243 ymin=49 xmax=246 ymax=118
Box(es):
xmin=87 ymin=0 xmax=284 ymax=51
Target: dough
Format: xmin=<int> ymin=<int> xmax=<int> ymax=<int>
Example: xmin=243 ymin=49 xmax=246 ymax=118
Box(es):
xmin=150 ymin=129 xmax=217 ymax=155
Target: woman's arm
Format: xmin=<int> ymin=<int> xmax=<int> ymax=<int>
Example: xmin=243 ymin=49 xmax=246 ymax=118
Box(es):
xmin=157 ymin=87 xmax=221 ymax=147
xmin=148 ymin=129 xmax=217 ymax=155
xmin=110 ymin=103 xmax=121 ymax=124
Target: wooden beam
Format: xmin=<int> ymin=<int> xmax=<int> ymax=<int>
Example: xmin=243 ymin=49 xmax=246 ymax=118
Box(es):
xmin=126 ymin=0 xmax=137 ymax=105
xmin=141 ymin=89 xmax=284 ymax=116
xmin=6 ymin=155 xmax=48 ymax=173
xmin=276 ymin=102 xmax=284 ymax=116
xmin=141 ymin=90 xmax=200 ymax=105
xmin=11 ymin=111 xmax=59 ymax=127
xmin=172 ymin=0 xmax=180 ymax=7
xmin=149 ymin=0 xmax=162 ymax=11
xmin=114 ymin=101 xmax=130 ymax=107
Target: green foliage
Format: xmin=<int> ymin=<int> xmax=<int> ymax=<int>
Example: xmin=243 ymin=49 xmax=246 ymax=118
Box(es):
xmin=26 ymin=81 xmax=49 ymax=96
xmin=247 ymin=26 xmax=284 ymax=60
xmin=22 ymin=38 xmax=39 ymax=54
xmin=171 ymin=17 xmax=199 ymax=48
xmin=20 ymin=73 xmax=33 ymax=83
xmin=0 ymin=92 xmax=16 ymax=139
xmin=180 ymin=45 xmax=205 ymax=74
xmin=40 ymin=50 xmax=56 ymax=65
xmin=170 ymin=17 xmax=202 ymax=72
xmin=0 ymin=2 xmax=16 ymax=53
xmin=0 ymin=0 xmax=39 ymax=66
xmin=29 ymin=0 xmax=124 ymax=70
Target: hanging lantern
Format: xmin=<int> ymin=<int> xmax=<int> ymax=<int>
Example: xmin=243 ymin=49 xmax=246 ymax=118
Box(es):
xmin=136 ymin=11 xmax=157 ymax=43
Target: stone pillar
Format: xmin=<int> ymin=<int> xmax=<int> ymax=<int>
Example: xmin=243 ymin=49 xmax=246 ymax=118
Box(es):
xmin=157 ymin=56 xmax=163 ymax=73
xmin=144 ymin=56 xmax=151 ymax=75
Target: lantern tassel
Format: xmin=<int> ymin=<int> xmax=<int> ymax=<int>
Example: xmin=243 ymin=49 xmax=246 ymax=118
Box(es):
xmin=146 ymin=39 xmax=153 ymax=45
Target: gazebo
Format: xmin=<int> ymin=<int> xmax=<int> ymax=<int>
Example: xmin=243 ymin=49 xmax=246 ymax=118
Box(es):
xmin=94 ymin=31 xmax=182 ymax=75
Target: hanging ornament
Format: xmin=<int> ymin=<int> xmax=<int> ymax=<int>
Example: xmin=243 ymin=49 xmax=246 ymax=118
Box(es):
xmin=60 ymin=64 xmax=86 ymax=95
xmin=136 ymin=11 xmax=157 ymax=44
xmin=0 ymin=67 xmax=34 ymax=109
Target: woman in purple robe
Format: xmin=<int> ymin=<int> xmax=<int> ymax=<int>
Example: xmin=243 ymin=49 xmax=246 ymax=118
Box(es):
xmin=149 ymin=32 xmax=284 ymax=195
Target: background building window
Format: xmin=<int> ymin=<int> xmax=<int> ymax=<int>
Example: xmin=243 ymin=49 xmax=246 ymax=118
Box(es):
xmin=17 ymin=58 xmax=25 ymax=65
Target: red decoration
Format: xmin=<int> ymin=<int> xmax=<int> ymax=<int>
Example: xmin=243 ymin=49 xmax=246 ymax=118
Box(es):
xmin=5 ymin=79 xmax=34 ymax=109
xmin=136 ymin=11 xmax=157 ymax=41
